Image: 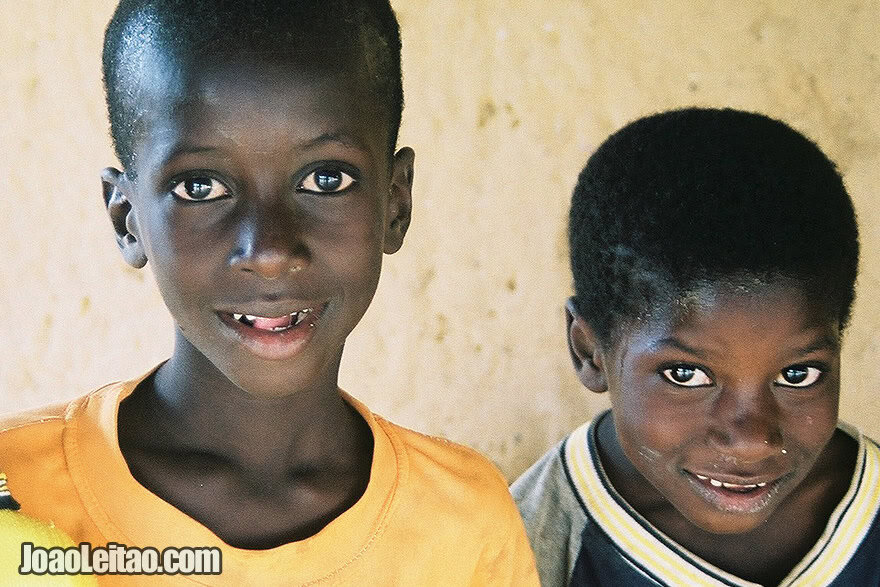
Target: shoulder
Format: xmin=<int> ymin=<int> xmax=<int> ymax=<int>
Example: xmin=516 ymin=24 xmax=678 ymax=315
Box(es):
xmin=511 ymin=434 xmax=589 ymax=587
xmin=512 ymin=435 xmax=586 ymax=534
xmin=0 ymin=383 xmax=121 ymax=518
xmin=0 ymin=398 xmax=84 ymax=518
xmin=376 ymin=417 xmax=540 ymax=584
xmin=378 ymin=417 xmax=513 ymax=507
xmin=0 ymin=399 xmax=74 ymax=461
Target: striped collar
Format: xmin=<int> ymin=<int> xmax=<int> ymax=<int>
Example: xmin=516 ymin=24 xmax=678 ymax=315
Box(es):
xmin=563 ymin=412 xmax=880 ymax=586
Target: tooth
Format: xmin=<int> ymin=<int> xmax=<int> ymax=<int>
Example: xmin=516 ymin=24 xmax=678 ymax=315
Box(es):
xmin=233 ymin=313 xmax=243 ymax=321
xmin=722 ymin=482 xmax=757 ymax=489
xmin=696 ymin=474 xmax=708 ymax=481
xmin=757 ymin=482 xmax=767 ymax=487
xmin=710 ymin=478 xmax=722 ymax=487
xmin=245 ymin=314 xmax=258 ymax=321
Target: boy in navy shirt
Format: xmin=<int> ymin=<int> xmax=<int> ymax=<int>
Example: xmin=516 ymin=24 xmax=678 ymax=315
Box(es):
xmin=513 ymin=108 xmax=877 ymax=586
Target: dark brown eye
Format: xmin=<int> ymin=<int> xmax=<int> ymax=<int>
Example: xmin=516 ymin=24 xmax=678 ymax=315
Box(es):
xmin=299 ymin=168 xmax=355 ymax=194
xmin=171 ymin=177 xmax=228 ymax=201
xmin=661 ymin=365 xmax=713 ymax=387
xmin=775 ymin=366 xmax=822 ymax=387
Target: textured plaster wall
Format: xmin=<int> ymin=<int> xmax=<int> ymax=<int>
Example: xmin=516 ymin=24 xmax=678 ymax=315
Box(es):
xmin=1 ymin=1 xmax=879 ymax=481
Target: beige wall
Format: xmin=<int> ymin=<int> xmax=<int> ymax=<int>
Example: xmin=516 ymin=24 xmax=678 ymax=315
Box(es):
xmin=2 ymin=1 xmax=878 ymax=481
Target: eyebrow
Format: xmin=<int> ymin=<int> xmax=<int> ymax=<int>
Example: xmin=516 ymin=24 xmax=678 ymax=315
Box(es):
xmin=156 ymin=132 xmax=370 ymax=168
xmin=650 ymin=333 xmax=839 ymax=359
xmin=298 ymin=131 xmax=370 ymax=152
xmin=792 ymin=334 xmax=840 ymax=355
xmin=649 ymin=338 xmax=708 ymax=358
xmin=152 ymin=143 xmax=222 ymax=169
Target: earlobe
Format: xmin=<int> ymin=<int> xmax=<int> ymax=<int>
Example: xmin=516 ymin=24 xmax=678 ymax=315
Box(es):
xmin=565 ymin=298 xmax=608 ymax=393
xmin=102 ymin=167 xmax=147 ymax=269
xmin=383 ymin=146 xmax=414 ymax=254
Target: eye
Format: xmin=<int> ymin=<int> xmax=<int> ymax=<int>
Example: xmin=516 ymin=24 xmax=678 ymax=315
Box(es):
xmin=661 ymin=365 xmax=714 ymax=387
xmin=298 ymin=167 xmax=356 ymax=194
xmin=775 ymin=366 xmax=823 ymax=388
xmin=170 ymin=177 xmax=229 ymax=201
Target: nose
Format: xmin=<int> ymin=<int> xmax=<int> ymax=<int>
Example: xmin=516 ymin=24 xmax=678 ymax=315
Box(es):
xmin=228 ymin=199 xmax=310 ymax=279
xmin=707 ymin=381 xmax=783 ymax=462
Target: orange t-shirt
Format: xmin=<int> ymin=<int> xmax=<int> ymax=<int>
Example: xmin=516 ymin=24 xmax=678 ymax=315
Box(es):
xmin=0 ymin=372 xmax=538 ymax=585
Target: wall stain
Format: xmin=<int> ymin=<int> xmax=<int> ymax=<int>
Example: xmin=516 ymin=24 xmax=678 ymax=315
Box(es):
xmin=477 ymin=99 xmax=497 ymax=128
xmin=24 ymin=76 xmax=39 ymax=102
xmin=37 ymin=314 xmax=53 ymax=345
xmin=506 ymin=277 xmax=517 ymax=292
xmin=80 ymin=296 xmax=91 ymax=314
xmin=503 ymin=102 xmax=521 ymax=128
xmin=416 ymin=267 xmax=435 ymax=293
xmin=123 ymin=265 xmax=145 ymax=281
xmin=434 ymin=313 xmax=448 ymax=343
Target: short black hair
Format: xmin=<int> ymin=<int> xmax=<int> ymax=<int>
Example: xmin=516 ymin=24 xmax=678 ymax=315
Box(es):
xmin=103 ymin=0 xmax=403 ymax=170
xmin=569 ymin=107 xmax=860 ymax=347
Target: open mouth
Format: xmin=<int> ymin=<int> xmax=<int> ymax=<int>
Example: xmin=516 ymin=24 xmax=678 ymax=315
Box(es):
xmin=684 ymin=469 xmax=786 ymax=513
xmin=691 ymin=473 xmax=769 ymax=494
xmin=231 ymin=309 xmax=313 ymax=332
xmin=217 ymin=303 xmax=328 ymax=360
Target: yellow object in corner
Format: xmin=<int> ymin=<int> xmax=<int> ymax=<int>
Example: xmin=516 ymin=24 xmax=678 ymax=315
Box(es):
xmin=0 ymin=510 xmax=97 ymax=586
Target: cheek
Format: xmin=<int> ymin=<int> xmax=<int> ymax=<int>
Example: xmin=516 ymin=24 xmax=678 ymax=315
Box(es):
xmin=313 ymin=201 xmax=385 ymax=275
xmin=141 ymin=213 xmax=219 ymax=301
xmin=780 ymin=392 xmax=840 ymax=455
xmin=612 ymin=373 xmax=704 ymax=465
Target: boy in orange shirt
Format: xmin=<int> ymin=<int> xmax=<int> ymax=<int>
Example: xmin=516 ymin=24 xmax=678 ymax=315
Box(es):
xmin=0 ymin=1 xmax=537 ymax=584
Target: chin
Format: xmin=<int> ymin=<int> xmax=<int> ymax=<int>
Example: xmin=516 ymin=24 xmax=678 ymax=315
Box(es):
xmin=684 ymin=509 xmax=773 ymax=536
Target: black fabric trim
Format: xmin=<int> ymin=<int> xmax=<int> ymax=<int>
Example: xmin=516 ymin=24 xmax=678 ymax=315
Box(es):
xmin=0 ymin=494 xmax=20 ymax=511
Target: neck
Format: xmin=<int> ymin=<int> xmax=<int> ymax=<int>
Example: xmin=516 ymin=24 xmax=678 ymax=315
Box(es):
xmin=122 ymin=330 xmax=367 ymax=481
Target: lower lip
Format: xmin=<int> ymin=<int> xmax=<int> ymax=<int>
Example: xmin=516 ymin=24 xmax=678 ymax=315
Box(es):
xmin=217 ymin=304 xmax=327 ymax=361
xmin=684 ymin=472 xmax=785 ymax=514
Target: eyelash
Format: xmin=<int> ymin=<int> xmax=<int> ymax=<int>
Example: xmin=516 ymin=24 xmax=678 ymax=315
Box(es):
xmin=167 ymin=165 xmax=359 ymax=201
xmin=659 ymin=363 xmax=826 ymax=389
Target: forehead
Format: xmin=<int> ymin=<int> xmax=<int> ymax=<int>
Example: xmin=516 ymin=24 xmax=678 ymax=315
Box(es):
xmin=129 ymin=52 xmax=389 ymax=170
xmin=615 ymin=278 xmax=840 ymax=357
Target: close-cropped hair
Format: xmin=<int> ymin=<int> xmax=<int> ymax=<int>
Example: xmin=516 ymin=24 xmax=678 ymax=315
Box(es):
xmin=569 ymin=107 xmax=860 ymax=347
xmin=102 ymin=0 xmax=403 ymax=171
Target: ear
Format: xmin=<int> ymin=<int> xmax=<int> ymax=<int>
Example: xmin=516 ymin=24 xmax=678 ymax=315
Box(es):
xmin=565 ymin=298 xmax=608 ymax=393
xmin=102 ymin=167 xmax=147 ymax=268
xmin=383 ymin=146 xmax=414 ymax=254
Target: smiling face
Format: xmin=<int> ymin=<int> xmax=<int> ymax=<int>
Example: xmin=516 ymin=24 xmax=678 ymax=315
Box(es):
xmin=571 ymin=279 xmax=842 ymax=535
xmin=103 ymin=52 xmax=413 ymax=397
